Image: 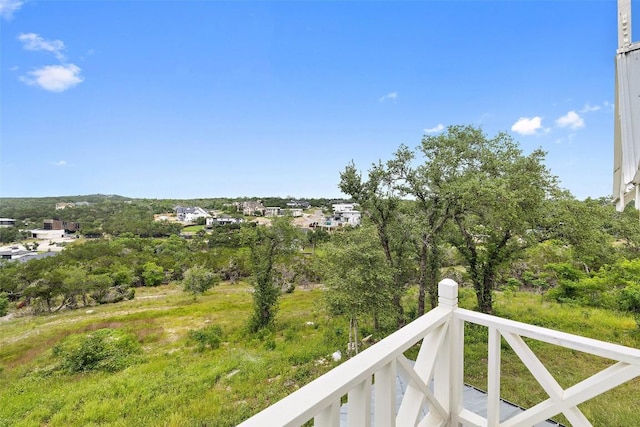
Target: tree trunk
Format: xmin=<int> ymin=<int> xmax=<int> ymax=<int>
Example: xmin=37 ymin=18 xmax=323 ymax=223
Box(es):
xmin=476 ymin=284 xmax=493 ymax=314
xmin=417 ymin=240 xmax=427 ymax=316
xmin=394 ymin=294 xmax=405 ymax=328
xmin=353 ymin=317 xmax=359 ymax=354
xmin=476 ymin=270 xmax=495 ymax=314
xmin=348 ymin=316 xmax=359 ymax=356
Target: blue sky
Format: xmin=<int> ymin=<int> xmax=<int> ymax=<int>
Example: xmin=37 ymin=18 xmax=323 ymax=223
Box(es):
xmin=0 ymin=0 xmax=635 ymax=199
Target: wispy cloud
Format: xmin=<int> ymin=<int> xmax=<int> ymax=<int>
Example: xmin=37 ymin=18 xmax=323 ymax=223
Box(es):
xmin=556 ymin=110 xmax=584 ymax=130
xmin=511 ymin=116 xmax=543 ymax=135
xmin=476 ymin=112 xmax=493 ymax=125
xmin=579 ymin=103 xmax=601 ymax=113
xmin=555 ymin=133 xmax=576 ymax=145
xmin=424 ymin=124 xmax=444 ymax=134
xmin=20 ymin=64 xmax=84 ymax=92
xmin=18 ymin=33 xmax=66 ymax=61
xmin=0 ymin=0 xmax=25 ymax=20
xmin=379 ymin=92 xmax=398 ymax=103
xmin=17 ymin=33 xmax=85 ymax=92
xmin=53 ymin=160 xmax=67 ymax=166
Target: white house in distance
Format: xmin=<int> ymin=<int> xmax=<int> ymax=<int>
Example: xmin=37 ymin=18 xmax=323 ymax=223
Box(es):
xmin=332 ymin=203 xmax=356 ymax=213
xmin=0 ymin=218 xmax=16 ymax=228
xmin=331 ymin=203 xmax=361 ymax=226
xmin=286 ymin=208 xmax=303 ymax=217
xmin=174 ymin=206 xmax=211 ymax=223
xmin=205 ymin=216 xmax=244 ymax=227
xmin=264 ymin=207 xmax=281 ymax=217
xmin=29 ymin=229 xmax=65 ymax=239
xmin=340 ymin=210 xmax=361 ymax=226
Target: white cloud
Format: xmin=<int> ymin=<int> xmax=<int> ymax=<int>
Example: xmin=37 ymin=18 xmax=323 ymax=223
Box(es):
xmin=379 ymin=92 xmax=398 ymax=103
xmin=556 ymin=133 xmax=577 ymax=145
xmin=556 ymin=110 xmax=584 ymax=130
xmin=53 ymin=160 xmax=67 ymax=166
xmin=424 ymin=124 xmax=444 ymax=134
xmin=20 ymin=64 xmax=84 ymax=92
xmin=579 ymin=103 xmax=601 ymax=113
xmin=511 ymin=116 xmax=543 ymax=135
xmin=0 ymin=0 xmax=25 ymax=20
xmin=18 ymin=33 xmax=66 ymax=61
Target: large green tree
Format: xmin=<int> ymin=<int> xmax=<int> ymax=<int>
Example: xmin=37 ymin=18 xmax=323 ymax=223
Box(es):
xmin=441 ymin=126 xmax=558 ymax=313
xmin=340 ymin=161 xmax=414 ymax=328
xmin=244 ymin=217 xmax=301 ymax=331
xmin=387 ymin=135 xmax=470 ymax=313
xmin=322 ymin=225 xmax=395 ymax=353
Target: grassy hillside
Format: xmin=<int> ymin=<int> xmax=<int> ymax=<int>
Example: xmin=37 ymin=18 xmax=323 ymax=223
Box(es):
xmin=1 ymin=284 xmax=639 ymax=426
xmin=0 ymin=283 xmax=343 ymax=427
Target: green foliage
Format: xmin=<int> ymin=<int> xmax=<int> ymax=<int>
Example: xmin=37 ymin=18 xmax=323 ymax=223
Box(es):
xmin=110 ymin=265 xmax=135 ymax=287
xmin=0 ymin=292 xmax=8 ymax=317
xmin=306 ymin=228 xmax=330 ymax=250
xmin=539 ymin=195 xmax=618 ymax=270
xmin=0 ymin=227 xmax=26 ymax=244
xmin=188 ymin=325 xmax=224 ymax=351
xmin=53 ymin=328 xmax=141 ymax=373
xmin=618 ymin=284 xmax=640 ymax=328
xmin=545 ymin=262 xmax=585 ymax=282
xmin=440 ymin=126 xmax=557 ymax=313
xmin=546 ymin=258 xmax=640 ymax=321
xmin=341 ymin=125 xmax=559 ymax=315
xmin=182 ymin=266 xmax=219 ymax=299
xmin=321 ymin=226 xmax=394 ymax=322
xmin=141 ymin=262 xmax=164 ymax=286
xmin=245 ymin=217 xmax=302 ymax=331
xmin=340 ymin=158 xmax=415 ymax=326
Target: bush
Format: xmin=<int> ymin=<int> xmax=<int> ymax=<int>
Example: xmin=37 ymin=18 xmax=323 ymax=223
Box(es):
xmin=182 ymin=266 xmax=219 ymax=299
xmin=188 ymin=325 xmax=224 ymax=352
xmin=0 ymin=292 xmax=8 ymax=317
xmin=53 ymin=328 xmax=141 ymax=373
xmin=619 ymin=284 xmax=640 ymax=328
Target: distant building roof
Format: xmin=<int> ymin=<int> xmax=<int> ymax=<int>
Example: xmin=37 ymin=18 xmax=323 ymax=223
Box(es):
xmin=16 ymin=252 xmax=59 ymax=263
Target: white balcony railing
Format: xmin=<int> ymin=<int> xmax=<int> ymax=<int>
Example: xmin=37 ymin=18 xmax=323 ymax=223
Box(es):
xmin=237 ymin=279 xmax=640 ymax=427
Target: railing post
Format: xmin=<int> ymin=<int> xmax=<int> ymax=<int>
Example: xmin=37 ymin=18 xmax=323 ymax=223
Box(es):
xmin=434 ymin=279 xmax=460 ymax=426
xmin=438 ymin=279 xmax=458 ymax=308
xmin=374 ymin=359 xmax=397 ymax=427
xmin=348 ymin=377 xmax=371 ymax=427
xmin=314 ymin=400 xmax=340 ymax=427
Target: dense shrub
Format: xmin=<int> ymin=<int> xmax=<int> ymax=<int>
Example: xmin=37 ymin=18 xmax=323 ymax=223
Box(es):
xmin=0 ymin=292 xmax=8 ymax=317
xmin=619 ymin=284 xmax=640 ymax=328
xmin=53 ymin=328 xmax=141 ymax=373
xmin=182 ymin=266 xmax=219 ymax=299
xmin=546 ymin=258 xmax=640 ymax=317
xmin=141 ymin=262 xmax=164 ymax=286
xmin=188 ymin=325 xmax=224 ymax=351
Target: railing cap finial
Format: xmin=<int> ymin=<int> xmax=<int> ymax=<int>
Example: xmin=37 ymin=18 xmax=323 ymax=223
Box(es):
xmin=438 ymin=278 xmax=459 ymax=307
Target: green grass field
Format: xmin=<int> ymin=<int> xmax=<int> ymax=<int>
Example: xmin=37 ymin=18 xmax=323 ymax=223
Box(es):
xmin=181 ymin=225 xmax=205 ymax=233
xmin=0 ymin=284 xmax=638 ymax=426
xmin=459 ymin=287 xmax=640 ymax=426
